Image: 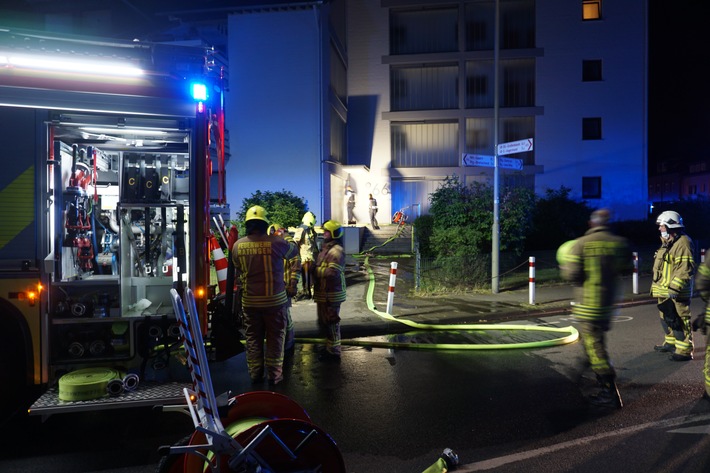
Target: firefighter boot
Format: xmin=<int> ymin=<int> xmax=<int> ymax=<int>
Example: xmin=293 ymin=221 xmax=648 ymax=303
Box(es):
xmin=588 ymin=375 xmax=623 ymax=409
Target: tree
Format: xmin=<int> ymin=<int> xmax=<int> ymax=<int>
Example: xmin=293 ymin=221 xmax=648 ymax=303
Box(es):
xmin=237 ymin=190 xmax=308 ymax=232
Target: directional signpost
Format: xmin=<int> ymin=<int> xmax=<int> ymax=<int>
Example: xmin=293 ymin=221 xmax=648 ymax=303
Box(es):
xmin=497 ymin=138 xmax=533 ymax=156
xmin=463 ymin=138 xmax=532 ymax=295
xmin=462 ymin=153 xmax=524 ymax=171
xmin=462 ymin=153 xmax=494 ymax=168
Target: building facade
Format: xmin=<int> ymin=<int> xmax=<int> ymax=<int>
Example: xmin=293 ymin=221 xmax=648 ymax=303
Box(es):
xmin=346 ymin=0 xmax=648 ymax=222
xmin=227 ymin=0 xmax=648 ymax=223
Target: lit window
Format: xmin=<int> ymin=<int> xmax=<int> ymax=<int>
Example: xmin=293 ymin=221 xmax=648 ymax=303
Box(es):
xmin=583 ymin=0 xmax=602 ymax=20
xmin=583 ymin=177 xmax=602 ymax=199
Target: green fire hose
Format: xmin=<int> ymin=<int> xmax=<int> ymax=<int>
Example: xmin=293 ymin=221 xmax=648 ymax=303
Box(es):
xmin=297 ymin=255 xmax=578 ymax=350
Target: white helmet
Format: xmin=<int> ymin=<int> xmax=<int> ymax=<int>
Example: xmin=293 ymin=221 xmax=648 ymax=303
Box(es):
xmin=656 ymin=210 xmax=684 ymax=228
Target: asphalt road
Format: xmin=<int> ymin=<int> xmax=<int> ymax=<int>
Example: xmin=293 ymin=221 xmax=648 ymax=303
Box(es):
xmin=2 ymin=304 xmax=710 ymax=472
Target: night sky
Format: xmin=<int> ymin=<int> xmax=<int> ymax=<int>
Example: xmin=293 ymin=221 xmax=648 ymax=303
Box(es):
xmin=648 ymin=0 xmax=708 ymax=171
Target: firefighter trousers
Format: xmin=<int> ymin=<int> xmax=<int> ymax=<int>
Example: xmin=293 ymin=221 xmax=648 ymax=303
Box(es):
xmin=243 ymin=306 xmax=287 ymax=382
xmin=578 ymin=318 xmax=615 ymax=378
xmin=316 ymin=302 xmax=342 ymax=356
xmin=657 ymin=297 xmax=693 ymax=356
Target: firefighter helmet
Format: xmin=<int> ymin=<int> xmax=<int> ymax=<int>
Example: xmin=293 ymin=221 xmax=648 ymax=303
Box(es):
xmin=302 ymin=211 xmax=316 ymax=227
xmin=656 ymin=210 xmax=683 ymax=229
xmin=323 ymin=220 xmax=343 ymax=239
xmin=268 ymin=223 xmax=285 ymax=236
xmin=245 ymin=205 xmax=269 ymax=223
xmin=556 ymin=240 xmax=577 ymax=266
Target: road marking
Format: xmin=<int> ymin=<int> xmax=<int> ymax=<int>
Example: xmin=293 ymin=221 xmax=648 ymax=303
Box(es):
xmin=456 ymin=413 xmax=710 ymax=471
xmin=553 ymin=315 xmax=634 ymax=324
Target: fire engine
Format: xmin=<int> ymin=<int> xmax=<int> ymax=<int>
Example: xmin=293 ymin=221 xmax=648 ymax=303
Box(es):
xmin=0 ymin=27 xmax=230 ymax=417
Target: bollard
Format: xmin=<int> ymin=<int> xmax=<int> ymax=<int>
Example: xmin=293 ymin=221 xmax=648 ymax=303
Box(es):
xmin=385 ymin=262 xmax=398 ymax=315
xmin=632 ymin=252 xmax=639 ymax=294
xmin=529 ymin=257 xmax=536 ymax=305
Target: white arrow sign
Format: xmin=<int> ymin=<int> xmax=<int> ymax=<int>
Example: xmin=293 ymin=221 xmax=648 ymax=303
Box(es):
xmin=499 ymin=157 xmax=523 ymax=171
xmin=497 ymin=138 xmax=533 ymax=156
xmin=462 ymin=153 xmax=494 ymax=167
xmin=462 ymin=154 xmax=523 ymax=170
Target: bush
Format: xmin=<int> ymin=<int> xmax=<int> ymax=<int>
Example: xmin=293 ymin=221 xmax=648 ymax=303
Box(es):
xmin=525 ymin=186 xmax=591 ymax=251
xmin=426 ymin=176 xmax=535 ymax=257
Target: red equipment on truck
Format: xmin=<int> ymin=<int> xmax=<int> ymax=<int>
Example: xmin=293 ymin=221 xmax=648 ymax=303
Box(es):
xmin=0 ymin=27 xmax=231 ymax=417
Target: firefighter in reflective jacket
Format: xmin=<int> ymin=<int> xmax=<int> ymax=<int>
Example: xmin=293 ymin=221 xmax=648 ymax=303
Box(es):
xmin=313 ymin=220 xmax=346 ymax=361
xmin=232 ymin=206 xmax=299 ymax=385
xmin=650 ymin=210 xmax=696 ymax=361
xmin=694 ymin=254 xmax=710 ymax=400
xmin=560 ymin=208 xmax=632 ymax=408
xmin=268 ymin=222 xmax=301 ymax=351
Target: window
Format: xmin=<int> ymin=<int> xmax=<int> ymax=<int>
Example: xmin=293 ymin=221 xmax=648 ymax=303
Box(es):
xmin=465 ymin=60 xmax=493 ymax=108
xmin=390 ymin=8 xmax=458 ymax=55
xmin=330 ymin=112 xmax=346 ymax=164
xmin=502 ymin=58 xmax=535 ymax=107
xmin=465 ymin=117 xmax=494 ymax=155
xmin=582 ymin=117 xmax=602 ymax=140
xmin=582 ymin=59 xmax=602 ymax=81
xmin=465 ymin=58 xmax=535 ymax=108
xmin=330 ymin=46 xmax=347 ymax=104
xmin=390 ymin=64 xmax=458 ymax=111
xmin=391 ymin=121 xmax=459 ymax=168
xmin=582 ymin=177 xmax=602 ymax=199
xmin=465 ymin=0 xmax=535 ymax=51
xmin=583 ymin=0 xmax=602 ymax=20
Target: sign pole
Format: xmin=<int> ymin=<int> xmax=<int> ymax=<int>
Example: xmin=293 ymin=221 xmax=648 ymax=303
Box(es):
xmin=492 ymin=0 xmax=500 ymax=294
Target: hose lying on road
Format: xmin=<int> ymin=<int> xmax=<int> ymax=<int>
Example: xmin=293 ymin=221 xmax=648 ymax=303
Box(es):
xmin=297 ymin=255 xmax=578 ymax=350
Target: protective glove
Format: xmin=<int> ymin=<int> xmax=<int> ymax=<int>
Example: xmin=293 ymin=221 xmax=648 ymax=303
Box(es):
xmin=668 ymin=291 xmax=678 ymax=300
xmin=286 ymin=284 xmax=298 ymax=298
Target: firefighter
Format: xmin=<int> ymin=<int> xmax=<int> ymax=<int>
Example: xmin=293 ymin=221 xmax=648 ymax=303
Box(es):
xmin=268 ymin=222 xmax=301 ymax=352
xmin=313 ymin=220 xmax=346 ymax=361
xmin=560 ymin=208 xmax=632 ymax=408
xmin=346 ymin=187 xmax=356 ymax=224
xmin=368 ymin=193 xmax=380 ymax=229
xmin=232 ymin=206 xmax=299 ymax=385
xmin=650 ymin=210 xmax=696 ymax=361
xmin=694 ymin=253 xmax=710 ymax=400
xmin=293 ymin=211 xmax=319 ymax=300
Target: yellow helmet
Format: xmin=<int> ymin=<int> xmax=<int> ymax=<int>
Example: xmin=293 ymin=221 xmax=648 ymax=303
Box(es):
xmin=245 ymin=205 xmax=269 ymax=223
xmin=302 ymin=211 xmax=316 ymax=227
xmin=323 ymin=220 xmax=343 ymax=239
xmin=268 ymin=223 xmax=285 ymax=236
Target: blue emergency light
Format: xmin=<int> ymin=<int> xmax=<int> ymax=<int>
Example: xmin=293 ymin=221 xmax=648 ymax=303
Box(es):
xmin=191 ymin=82 xmax=207 ymax=101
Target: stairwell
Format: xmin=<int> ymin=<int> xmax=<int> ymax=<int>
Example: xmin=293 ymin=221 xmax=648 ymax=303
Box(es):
xmin=359 ymin=224 xmax=413 ymax=255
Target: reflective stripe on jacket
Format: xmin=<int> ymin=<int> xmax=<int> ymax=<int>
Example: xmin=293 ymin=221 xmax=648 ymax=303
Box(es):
xmin=313 ymin=240 xmax=346 ymax=303
xmin=651 ymin=234 xmax=695 ymax=298
xmin=233 ymin=233 xmax=299 ymax=308
xmin=561 ymin=226 xmax=632 ymax=320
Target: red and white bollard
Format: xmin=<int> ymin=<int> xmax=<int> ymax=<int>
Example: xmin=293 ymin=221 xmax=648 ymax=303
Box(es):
xmin=529 ymin=256 xmax=536 ymax=305
xmin=632 ymin=252 xmax=639 ymax=294
xmin=386 ymin=262 xmax=398 ymax=315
